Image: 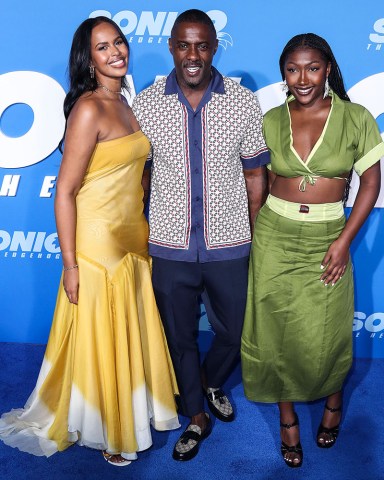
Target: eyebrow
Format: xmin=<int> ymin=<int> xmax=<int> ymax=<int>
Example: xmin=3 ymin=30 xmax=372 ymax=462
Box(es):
xmin=286 ymin=60 xmax=322 ymax=66
xmin=95 ymin=36 xmax=122 ymax=48
xmin=176 ymin=40 xmax=209 ymax=45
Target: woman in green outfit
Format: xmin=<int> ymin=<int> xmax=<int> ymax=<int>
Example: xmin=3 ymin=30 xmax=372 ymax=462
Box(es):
xmin=241 ymin=33 xmax=384 ymax=468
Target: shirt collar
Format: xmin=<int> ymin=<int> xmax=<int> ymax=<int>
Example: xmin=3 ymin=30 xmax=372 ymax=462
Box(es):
xmin=164 ymin=66 xmax=225 ymax=95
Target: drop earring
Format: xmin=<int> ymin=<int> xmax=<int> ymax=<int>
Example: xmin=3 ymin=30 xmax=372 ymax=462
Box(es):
xmin=90 ymin=66 xmax=95 ymax=79
xmin=323 ymin=77 xmax=330 ymax=99
xmin=281 ymin=79 xmax=289 ymax=93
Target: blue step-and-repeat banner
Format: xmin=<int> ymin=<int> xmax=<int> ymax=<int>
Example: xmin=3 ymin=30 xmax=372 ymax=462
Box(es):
xmin=0 ymin=1 xmax=383 ymax=357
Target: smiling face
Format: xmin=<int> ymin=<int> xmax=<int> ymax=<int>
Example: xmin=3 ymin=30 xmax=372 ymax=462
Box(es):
xmin=284 ymin=47 xmax=331 ymax=107
xmin=90 ymin=22 xmax=129 ymax=84
xmin=168 ymin=21 xmax=218 ymax=92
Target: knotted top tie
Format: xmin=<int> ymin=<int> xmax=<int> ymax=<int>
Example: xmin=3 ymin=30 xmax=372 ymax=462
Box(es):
xmin=298 ymin=174 xmax=319 ymax=192
xmin=298 ymin=174 xmax=348 ymax=192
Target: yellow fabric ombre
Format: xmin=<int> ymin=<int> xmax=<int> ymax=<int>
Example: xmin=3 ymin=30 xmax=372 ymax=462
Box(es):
xmin=0 ymin=131 xmax=180 ymax=458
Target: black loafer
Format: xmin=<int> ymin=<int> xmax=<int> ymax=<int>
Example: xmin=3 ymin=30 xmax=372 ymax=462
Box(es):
xmin=172 ymin=413 xmax=212 ymax=461
xmin=205 ymin=388 xmax=234 ymax=422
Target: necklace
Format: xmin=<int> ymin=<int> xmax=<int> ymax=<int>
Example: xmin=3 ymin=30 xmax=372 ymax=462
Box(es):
xmin=97 ymin=82 xmax=121 ymax=95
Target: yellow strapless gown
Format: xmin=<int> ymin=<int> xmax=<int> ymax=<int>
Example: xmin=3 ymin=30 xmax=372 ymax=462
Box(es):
xmin=0 ymin=131 xmax=180 ymax=459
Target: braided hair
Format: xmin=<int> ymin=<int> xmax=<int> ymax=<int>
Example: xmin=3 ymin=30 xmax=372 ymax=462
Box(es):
xmin=279 ymin=33 xmax=352 ymax=202
xmin=279 ymin=33 xmax=349 ymax=101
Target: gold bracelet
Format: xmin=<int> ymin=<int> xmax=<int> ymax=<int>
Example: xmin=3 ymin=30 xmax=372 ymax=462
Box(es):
xmin=63 ymin=264 xmax=78 ymax=271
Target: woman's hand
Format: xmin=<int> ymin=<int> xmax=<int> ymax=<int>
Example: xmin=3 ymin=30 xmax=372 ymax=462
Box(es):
xmin=320 ymin=238 xmax=350 ymax=286
xmin=320 ymin=162 xmax=381 ymax=287
xmin=63 ymin=269 xmax=79 ymax=304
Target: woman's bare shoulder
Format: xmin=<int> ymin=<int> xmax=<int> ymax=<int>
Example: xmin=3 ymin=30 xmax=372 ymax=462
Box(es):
xmin=66 ymin=92 xmax=105 ymax=131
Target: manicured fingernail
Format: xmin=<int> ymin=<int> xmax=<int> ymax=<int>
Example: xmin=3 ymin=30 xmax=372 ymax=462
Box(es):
xmin=324 ymin=283 xmax=328 ymax=286
xmin=320 ymin=279 xmax=324 ymax=283
xmin=320 ymin=265 xmax=325 ymax=270
xmin=331 ymin=283 xmax=335 ymax=286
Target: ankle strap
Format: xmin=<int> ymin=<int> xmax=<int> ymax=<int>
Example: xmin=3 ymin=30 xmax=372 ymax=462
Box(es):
xmin=280 ymin=412 xmax=299 ymax=429
xmin=325 ymin=404 xmax=342 ymax=413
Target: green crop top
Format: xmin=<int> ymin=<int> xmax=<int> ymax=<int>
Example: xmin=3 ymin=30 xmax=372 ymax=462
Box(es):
xmin=263 ymin=91 xmax=384 ymax=190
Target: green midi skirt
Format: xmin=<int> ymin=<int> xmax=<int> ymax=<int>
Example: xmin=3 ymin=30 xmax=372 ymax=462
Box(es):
xmin=241 ymin=204 xmax=354 ymax=402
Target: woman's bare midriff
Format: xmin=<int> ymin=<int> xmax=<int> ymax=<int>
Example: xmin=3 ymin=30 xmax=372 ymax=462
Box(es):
xmin=270 ymin=175 xmax=349 ymax=204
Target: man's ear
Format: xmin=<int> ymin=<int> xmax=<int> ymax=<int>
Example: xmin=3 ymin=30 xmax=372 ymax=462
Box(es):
xmin=213 ymin=38 xmax=219 ymax=55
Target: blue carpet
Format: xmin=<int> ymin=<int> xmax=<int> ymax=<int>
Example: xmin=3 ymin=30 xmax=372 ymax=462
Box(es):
xmin=0 ymin=342 xmax=383 ymax=480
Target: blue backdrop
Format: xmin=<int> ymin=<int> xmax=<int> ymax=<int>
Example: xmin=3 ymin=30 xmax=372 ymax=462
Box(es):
xmin=0 ymin=1 xmax=383 ymax=357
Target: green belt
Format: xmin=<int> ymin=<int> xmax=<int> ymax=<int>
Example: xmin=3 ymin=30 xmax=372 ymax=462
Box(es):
xmin=266 ymin=194 xmax=344 ymax=222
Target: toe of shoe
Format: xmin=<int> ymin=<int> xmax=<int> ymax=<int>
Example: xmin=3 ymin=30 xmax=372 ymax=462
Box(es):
xmin=207 ymin=401 xmax=234 ymax=422
xmin=172 ymin=444 xmax=199 ymax=461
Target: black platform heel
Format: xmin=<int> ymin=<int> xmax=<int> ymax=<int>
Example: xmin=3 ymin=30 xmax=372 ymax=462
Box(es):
xmin=280 ymin=413 xmax=303 ymax=468
xmin=317 ymin=404 xmax=342 ymax=448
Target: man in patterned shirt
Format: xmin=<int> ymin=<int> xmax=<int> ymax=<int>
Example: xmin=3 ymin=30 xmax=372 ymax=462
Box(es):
xmin=133 ymin=9 xmax=269 ymax=461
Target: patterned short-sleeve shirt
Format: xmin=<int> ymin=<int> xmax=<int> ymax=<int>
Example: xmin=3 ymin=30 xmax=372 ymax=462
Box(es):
xmin=132 ymin=67 xmax=270 ymax=262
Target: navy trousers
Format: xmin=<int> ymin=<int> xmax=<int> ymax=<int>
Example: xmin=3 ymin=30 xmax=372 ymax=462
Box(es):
xmin=152 ymin=256 xmax=249 ymax=417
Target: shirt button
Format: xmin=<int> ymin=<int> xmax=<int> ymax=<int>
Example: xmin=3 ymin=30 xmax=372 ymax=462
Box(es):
xmin=194 ymin=168 xmax=199 ymax=174
xmin=196 ymin=223 xmax=201 ymax=229
xmin=195 ymin=196 xmax=200 ymax=201
xmin=194 ymin=140 xmax=198 ymax=146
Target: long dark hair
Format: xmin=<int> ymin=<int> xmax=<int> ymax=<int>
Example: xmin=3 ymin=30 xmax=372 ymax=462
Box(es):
xmin=59 ymin=16 xmax=129 ymax=150
xmin=279 ymin=33 xmax=352 ymax=202
xmin=279 ymin=33 xmax=350 ymax=102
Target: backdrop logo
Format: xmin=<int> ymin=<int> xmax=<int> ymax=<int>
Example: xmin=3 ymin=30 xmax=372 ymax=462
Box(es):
xmin=89 ymin=10 xmax=233 ymax=48
xmin=0 ymin=72 xmax=65 ymax=169
xmin=367 ymin=18 xmax=384 ymax=51
xmin=353 ymin=311 xmax=384 ymax=338
xmin=0 ymin=230 xmax=61 ymax=259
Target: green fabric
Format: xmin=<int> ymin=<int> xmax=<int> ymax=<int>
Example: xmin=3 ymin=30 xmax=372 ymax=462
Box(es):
xmin=241 ymin=204 xmax=354 ymax=402
xmin=266 ymin=194 xmax=344 ymax=222
xmin=263 ymin=92 xmax=384 ymax=178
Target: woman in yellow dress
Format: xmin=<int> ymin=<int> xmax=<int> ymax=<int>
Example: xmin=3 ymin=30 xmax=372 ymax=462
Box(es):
xmin=0 ymin=16 xmax=179 ymax=466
